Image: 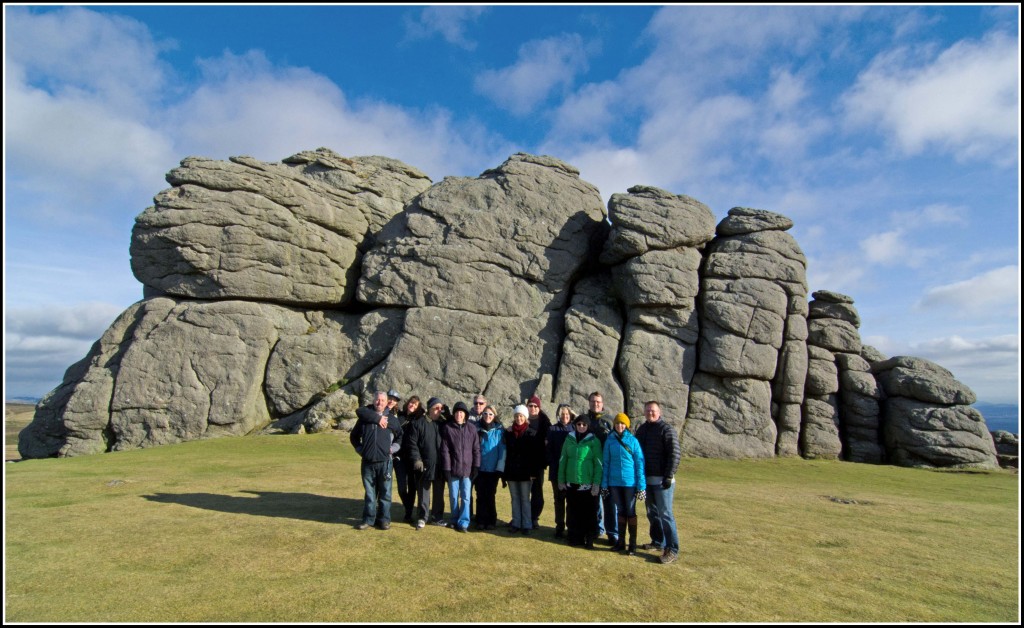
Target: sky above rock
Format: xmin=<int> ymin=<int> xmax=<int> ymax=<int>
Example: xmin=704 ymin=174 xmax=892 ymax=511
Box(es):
xmin=4 ymin=5 xmax=1020 ymax=405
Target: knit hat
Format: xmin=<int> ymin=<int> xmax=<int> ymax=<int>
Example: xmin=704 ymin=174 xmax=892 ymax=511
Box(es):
xmin=614 ymin=413 xmax=630 ymax=428
xmin=452 ymin=401 xmax=470 ymax=417
xmin=427 ymin=397 xmax=443 ymax=410
xmin=513 ymin=404 xmax=529 ymax=418
xmin=527 ymin=395 xmax=542 ymax=408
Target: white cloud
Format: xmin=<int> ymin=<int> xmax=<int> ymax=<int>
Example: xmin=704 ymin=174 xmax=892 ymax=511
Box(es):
xmin=475 ymin=34 xmax=591 ymax=116
xmin=404 ymin=6 xmax=486 ymax=50
xmin=842 ymin=30 xmax=1020 ymax=165
xmin=917 ymin=265 xmax=1021 ymax=315
xmin=170 ymin=50 xmax=509 ymax=180
xmin=859 ymin=229 xmax=936 ymax=267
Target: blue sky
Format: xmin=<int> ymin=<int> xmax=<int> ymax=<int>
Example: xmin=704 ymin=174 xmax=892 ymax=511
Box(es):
xmin=4 ymin=5 xmax=1020 ymax=405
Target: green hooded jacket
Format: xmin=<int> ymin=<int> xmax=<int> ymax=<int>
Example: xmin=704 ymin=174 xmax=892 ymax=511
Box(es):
xmin=557 ymin=431 xmax=603 ymax=485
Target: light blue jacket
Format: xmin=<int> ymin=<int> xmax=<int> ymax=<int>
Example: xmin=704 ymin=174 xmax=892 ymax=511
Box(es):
xmin=478 ymin=422 xmax=506 ymax=473
xmin=602 ymin=428 xmax=646 ymax=490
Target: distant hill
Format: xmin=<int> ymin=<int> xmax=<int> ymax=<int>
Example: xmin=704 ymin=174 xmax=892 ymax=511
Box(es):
xmin=5 ymin=397 xmax=39 ymax=405
xmin=975 ymin=402 xmax=1020 ymax=435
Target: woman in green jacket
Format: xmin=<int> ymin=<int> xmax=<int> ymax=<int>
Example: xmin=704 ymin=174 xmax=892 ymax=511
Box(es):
xmin=558 ymin=415 xmax=603 ymax=548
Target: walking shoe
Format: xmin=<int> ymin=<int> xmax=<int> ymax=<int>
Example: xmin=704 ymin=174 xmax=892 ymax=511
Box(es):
xmin=416 ymin=519 xmax=426 ymax=529
xmin=456 ymin=525 xmax=468 ymax=533
xmin=376 ymin=522 xmax=391 ymax=531
xmin=356 ymin=522 xmax=371 ymax=530
xmin=430 ymin=520 xmax=448 ymax=528
xmin=660 ymin=550 xmax=679 ymax=564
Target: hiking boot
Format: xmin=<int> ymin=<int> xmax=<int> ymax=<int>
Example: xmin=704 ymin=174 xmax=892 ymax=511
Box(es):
xmin=660 ymin=550 xmax=679 ymax=564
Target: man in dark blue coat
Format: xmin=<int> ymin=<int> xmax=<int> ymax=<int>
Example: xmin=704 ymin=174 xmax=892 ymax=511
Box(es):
xmin=351 ymin=391 xmax=402 ymax=530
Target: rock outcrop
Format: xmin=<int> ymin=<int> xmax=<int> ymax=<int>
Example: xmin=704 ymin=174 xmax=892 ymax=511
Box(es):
xmin=19 ymin=149 xmax=1004 ymax=473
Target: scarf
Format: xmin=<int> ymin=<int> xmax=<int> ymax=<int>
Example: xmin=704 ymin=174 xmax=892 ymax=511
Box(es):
xmin=512 ymin=421 xmax=529 ymax=438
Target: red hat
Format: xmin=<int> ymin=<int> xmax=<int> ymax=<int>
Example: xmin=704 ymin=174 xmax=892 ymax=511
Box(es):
xmin=528 ymin=395 xmax=542 ymax=408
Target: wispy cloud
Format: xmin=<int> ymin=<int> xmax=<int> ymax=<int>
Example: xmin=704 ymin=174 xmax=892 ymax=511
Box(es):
xmin=475 ymin=34 xmax=592 ymax=116
xmin=403 ymin=6 xmax=486 ymax=50
xmin=917 ymin=265 xmax=1020 ymax=315
xmin=842 ymin=30 xmax=1020 ymax=165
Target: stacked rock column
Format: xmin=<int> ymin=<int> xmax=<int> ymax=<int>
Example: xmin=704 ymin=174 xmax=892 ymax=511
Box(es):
xmin=684 ymin=208 xmax=808 ymax=459
xmin=802 ymin=291 xmax=883 ymax=462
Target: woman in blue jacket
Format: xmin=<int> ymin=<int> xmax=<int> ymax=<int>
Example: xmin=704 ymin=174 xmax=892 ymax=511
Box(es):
xmin=475 ymin=405 xmax=506 ymax=530
xmin=601 ymin=413 xmax=646 ymax=556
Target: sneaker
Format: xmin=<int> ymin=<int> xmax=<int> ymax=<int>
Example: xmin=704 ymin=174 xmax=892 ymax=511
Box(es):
xmin=416 ymin=519 xmax=426 ymax=529
xmin=430 ymin=520 xmax=448 ymax=528
xmin=660 ymin=550 xmax=679 ymax=564
xmin=356 ymin=522 xmax=371 ymax=530
xmin=376 ymin=522 xmax=391 ymax=531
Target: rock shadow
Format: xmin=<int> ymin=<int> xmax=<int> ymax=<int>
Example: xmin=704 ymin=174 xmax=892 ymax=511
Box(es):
xmin=143 ymin=490 xmax=363 ymax=524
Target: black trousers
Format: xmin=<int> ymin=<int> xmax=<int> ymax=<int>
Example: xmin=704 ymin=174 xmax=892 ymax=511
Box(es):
xmin=475 ymin=471 xmax=501 ymax=527
xmin=566 ymin=486 xmax=598 ymax=545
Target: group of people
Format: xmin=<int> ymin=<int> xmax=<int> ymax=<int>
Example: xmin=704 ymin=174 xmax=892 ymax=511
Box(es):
xmin=349 ymin=389 xmax=681 ymax=564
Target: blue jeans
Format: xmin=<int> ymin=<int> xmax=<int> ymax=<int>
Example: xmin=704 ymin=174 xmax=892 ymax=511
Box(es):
xmin=361 ymin=460 xmax=393 ymax=526
xmin=508 ymin=480 xmax=532 ymax=530
xmin=447 ymin=476 xmax=472 ymax=530
xmin=644 ymin=475 xmax=679 ymax=552
xmin=598 ymin=491 xmax=618 ymax=539
xmin=609 ymin=486 xmax=637 ymax=518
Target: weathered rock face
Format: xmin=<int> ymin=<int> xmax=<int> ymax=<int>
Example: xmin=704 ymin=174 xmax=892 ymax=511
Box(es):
xmin=21 ymin=149 xmax=1003 ymax=472
xmin=683 ymin=207 xmax=807 ymax=459
xmin=131 ymin=148 xmax=430 ymax=306
xmin=602 ymin=186 xmax=714 ymax=422
xmin=991 ymin=431 xmax=1019 ymax=469
xmin=875 ymin=357 xmax=998 ymax=469
xmin=357 ymin=153 xmax=606 ymax=318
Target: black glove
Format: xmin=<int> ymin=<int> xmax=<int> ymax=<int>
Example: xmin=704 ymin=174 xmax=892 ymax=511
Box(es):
xmin=662 ymin=476 xmax=674 ymax=490
xmin=600 ymin=488 xmax=610 ymax=499
xmin=444 ymin=470 xmax=452 ymax=483
xmin=470 ymin=467 xmax=479 ymax=482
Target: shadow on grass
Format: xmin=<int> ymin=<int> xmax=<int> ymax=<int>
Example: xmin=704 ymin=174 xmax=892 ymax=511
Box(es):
xmin=143 ymin=491 xmax=363 ymax=525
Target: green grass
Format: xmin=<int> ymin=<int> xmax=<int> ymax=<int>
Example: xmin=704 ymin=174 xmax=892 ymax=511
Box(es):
xmin=4 ymin=432 xmax=1020 ymax=622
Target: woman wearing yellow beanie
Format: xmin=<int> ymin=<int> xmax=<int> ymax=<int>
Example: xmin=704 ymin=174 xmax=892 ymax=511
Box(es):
xmin=601 ymin=413 xmax=646 ymax=556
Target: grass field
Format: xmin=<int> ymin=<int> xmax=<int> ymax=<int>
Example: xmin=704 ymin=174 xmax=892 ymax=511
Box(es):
xmin=4 ymin=429 xmax=1020 ymax=622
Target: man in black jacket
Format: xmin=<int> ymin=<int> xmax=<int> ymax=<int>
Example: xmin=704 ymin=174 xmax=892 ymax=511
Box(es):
xmin=351 ymin=391 xmax=402 ymax=530
xmin=635 ymin=400 xmax=682 ymax=564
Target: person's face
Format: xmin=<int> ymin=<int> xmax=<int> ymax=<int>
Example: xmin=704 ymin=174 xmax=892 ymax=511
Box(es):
xmin=481 ymin=409 xmax=495 ymax=424
xmin=407 ymin=399 xmax=419 ymax=413
xmin=527 ymin=402 xmax=540 ymax=417
xmin=473 ymin=398 xmax=487 ymax=413
xmin=589 ymin=395 xmax=603 ymax=413
xmin=645 ymin=404 xmax=661 ymax=422
xmin=575 ymin=420 xmax=588 ymax=433
xmin=429 ymin=403 xmax=443 ymax=419
xmin=558 ymin=408 xmax=572 ymax=424
xmin=387 ymin=398 xmax=399 ymax=410
xmin=455 ymin=410 xmax=466 ymax=424
xmin=514 ymin=413 xmax=528 ymax=426
xmin=615 ymin=421 xmax=627 ymax=434
xmin=374 ymin=393 xmax=388 ymax=412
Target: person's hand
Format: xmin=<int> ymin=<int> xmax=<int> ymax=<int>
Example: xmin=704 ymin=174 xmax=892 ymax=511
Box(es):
xmin=413 ymin=459 xmax=424 ymax=472
xmin=636 ymin=489 xmax=646 ymax=501
xmin=662 ymin=476 xmax=674 ymax=490
xmin=590 ymin=485 xmax=600 ymax=497
xmin=378 ymin=416 xmax=388 ymax=429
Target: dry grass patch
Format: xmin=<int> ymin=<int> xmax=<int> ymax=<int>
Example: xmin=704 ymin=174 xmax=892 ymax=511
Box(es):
xmin=5 ymin=432 xmax=1019 ymax=622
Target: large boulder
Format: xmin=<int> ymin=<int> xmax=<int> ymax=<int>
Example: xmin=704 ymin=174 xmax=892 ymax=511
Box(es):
xmin=357 ymin=153 xmax=606 ymax=317
xmin=682 ymin=373 xmax=776 ymax=458
xmin=600 ymin=186 xmax=716 ymax=264
xmin=131 ymin=149 xmax=430 ymax=306
xmin=876 ymin=356 xmax=997 ymax=469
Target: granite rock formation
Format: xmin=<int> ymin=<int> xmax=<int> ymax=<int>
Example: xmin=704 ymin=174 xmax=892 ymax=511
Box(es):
xmin=19 ymin=149 xmax=1002 ymax=472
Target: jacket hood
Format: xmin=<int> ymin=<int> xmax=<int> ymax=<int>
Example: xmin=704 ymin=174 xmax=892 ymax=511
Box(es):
xmin=452 ymin=401 xmax=470 ymax=419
